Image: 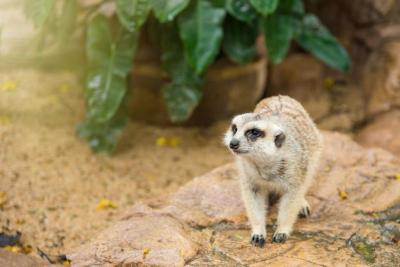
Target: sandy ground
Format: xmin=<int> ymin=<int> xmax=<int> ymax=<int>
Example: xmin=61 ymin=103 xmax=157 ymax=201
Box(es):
xmin=0 ymin=69 xmax=232 ymax=256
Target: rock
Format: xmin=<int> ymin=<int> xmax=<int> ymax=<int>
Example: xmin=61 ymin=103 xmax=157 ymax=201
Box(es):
xmin=0 ymin=249 xmax=50 ymax=267
xmin=268 ymin=54 xmax=331 ymax=122
xmin=129 ymin=57 xmax=267 ymax=125
xmin=69 ymin=132 xmax=400 ymax=266
xmin=356 ymin=110 xmax=400 ymax=157
xmin=68 ymin=212 xmax=201 ymax=266
xmin=269 ymin=54 xmax=365 ymax=131
xmin=339 ymin=0 xmax=397 ymax=25
xmin=163 ymin=164 xmax=245 ymax=226
xmin=363 ymin=41 xmax=400 ymax=117
xmin=318 ymin=84 xmax=365 ymax=132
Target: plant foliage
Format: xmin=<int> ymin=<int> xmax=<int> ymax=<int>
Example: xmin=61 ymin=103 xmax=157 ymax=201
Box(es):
xmin=24 ymin=0 xmax=351 ymax=153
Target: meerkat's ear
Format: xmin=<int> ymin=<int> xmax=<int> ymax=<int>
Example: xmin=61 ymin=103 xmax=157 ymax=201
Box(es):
xmin=274 ymin=131 xmax=285 ymax=148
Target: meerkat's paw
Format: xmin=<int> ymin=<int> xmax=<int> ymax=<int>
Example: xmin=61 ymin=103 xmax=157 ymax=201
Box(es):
xmin=298 ymin=200 xmax=311 ymax=218
xmin=250 ymin=234 xmax=266 ymax=247
xmin=272 ymin=232 xmax=288 ymax=243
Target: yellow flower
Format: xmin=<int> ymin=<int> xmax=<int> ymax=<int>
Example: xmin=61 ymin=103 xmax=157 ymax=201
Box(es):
xmin=168 ymin=137 xmax=180 ymax=147
xmin=143 ymin=247 xmax=150 ymax=258
xmin=156 ymin=136 xmax=180 ymax=147
xmin=96 ymin=199 xmax=117 ymax=210
xmin=156 ymin=137 xmax=167 ymax=146
xmin=337 ymin=188 xmax=348 ymax=200
xmin=4 ymin=246 xmax=21 ymax=253
xmin=323 ymin=77 xmax=335 ymax=89
xmin=0 ymin=81 xmax=17 ymax=91
xmin=0 ymin=192 xmax=7 ymax=208
xmin=395 ymin=174 xmax=400 ymax=181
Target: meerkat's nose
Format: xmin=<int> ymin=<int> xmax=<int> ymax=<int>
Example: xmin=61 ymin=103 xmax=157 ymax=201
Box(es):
xmin=229 ymin=139 xmax=240 ymax=150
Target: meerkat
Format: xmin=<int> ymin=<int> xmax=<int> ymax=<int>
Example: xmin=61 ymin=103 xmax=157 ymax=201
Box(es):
xmin=224 ymin=95 xmax=323 ymax=247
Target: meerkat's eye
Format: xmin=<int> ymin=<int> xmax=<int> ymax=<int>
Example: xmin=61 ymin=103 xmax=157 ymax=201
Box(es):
xmin=245 ymin=128 xmax=265 ymax=140
xmin=231 ymin=124 xmax=237 ymax=134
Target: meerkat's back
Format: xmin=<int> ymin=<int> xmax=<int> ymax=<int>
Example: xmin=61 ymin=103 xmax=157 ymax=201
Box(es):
xmin=255 ymin=95 xmax=322 ymax=154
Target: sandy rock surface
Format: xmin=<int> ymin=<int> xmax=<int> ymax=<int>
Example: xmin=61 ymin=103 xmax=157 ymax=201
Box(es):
xmin=69 ymin=132 xmax=400 ymax=266
xmin=356 ymin=110 xmax=400 ymax=157
xmin=0 ymin=249 xmax=51 ymax=267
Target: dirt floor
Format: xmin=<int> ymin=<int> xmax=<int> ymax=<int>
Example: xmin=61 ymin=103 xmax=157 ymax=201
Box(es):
xmin=0 ymin=69 xmax=232 ymax=256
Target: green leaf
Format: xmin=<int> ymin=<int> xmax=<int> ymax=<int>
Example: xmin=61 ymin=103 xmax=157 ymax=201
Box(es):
xmin=277 ymin=0 xmax=304 ymax=14
xmin=263 ymin=14 xmax=298 ymax=64
xmin=249 ymin=0 xmax=278 ymax=15
xmin=76 ymin=113 xmax=128 ymax=153
xmin=178 ymin=0 xmax=225 ymax=75
xmin=159 ymin=22 xmax=203 ymax=122
xmin=163 ymin=83 xmax=203 ymax=123
xmin=81 ymin=15 xmax=138 ymax=152
xmin=223 ymin=15 xmax=257 ymax=64
xmin=152 ymin=0 xmax=190 ymax=23
xmin=86 ymin=15 xmax=138 ymax=123
xmin=116 ymin=0 xmax=151 ymax=32
xmin=86 ymin=70 xmax=127 ymax=123
xmin=211 ymin=0 xmax=226 ymax=8
xmin=226 ymin=0 xmax=257 ymax=23
xmin=296 ymin=15 xmax=351 ymax=72
xmin=23 ymin=0 xmax=56 ymax=28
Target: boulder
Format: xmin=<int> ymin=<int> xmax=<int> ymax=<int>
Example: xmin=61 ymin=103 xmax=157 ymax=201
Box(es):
xmin=69 ymin=132 xmax=400 ymax=266
xmin=269 ymin=54 xmax=365 ymax=131
xmin=356 ymin=109 xmax=400 ymax=157
xmin=268 ymin=54 xmax=331 ymax=122
xmin=68 ymin=212 xmax=202 ymax=267
xmin=339 ymin=0 xmax=397 ymax=25
xmin=363 ymin=41 xmax=400 ymax=117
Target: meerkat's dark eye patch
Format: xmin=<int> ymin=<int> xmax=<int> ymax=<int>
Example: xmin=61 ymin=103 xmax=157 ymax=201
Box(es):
xmin=231 ymin=124 xmax=237 ymax=134
xmin=274 ymin=132 xmax=286 ymax=148
xmin=245 ymin=128 xmax=265 ymax=141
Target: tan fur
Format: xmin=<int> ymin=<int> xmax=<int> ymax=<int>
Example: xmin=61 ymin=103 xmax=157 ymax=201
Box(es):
xmin=224 ymin=95 xmax=323 ymax=245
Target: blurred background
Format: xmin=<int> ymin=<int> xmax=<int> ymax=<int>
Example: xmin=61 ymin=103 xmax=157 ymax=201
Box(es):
xmin=0 ymin=0 xmax=399 ymax=264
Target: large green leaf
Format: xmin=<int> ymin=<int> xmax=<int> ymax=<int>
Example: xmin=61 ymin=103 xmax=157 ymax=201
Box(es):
xmin=152 ymin=0 xmax=190 ymax=23
xmin=178 ymin=0 xmax=225 ymax=75
xmin=86 ymin=15 xmax=138 ymax=123
xmin=86 ymin=16 xmax=137 ymax=123
xmin=23 ymin=0 xmax=56 ymax=28
xmin=249 ymin=0 xmax=278 ymax=15
xmin=223 ymin=15 xmax=257 ymax=64
xmin=80 ymin=15 xmax=138 ymax=152
xmin=163 ymin=83 xmax=203 ymax=123
xmin=263 ymin=14 xmax=298 ymax=64
xmin=116 ymin=0 xmax=151 ymax=32
xmin=297 ymin=15 xmax=351 ymax=72
xmin=226 ymin=0 xmax=257 ymax=23
xmin=159 ymin=22 xmax=203 ymax=122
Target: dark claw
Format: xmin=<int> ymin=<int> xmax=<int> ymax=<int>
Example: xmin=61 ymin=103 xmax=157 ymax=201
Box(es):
xmin=298 ymin=206 xmax=311 ymax=218
xmin=250 ymin=234 xmax=265 ymax=247
xmin=272 ymin=233 xmax=288 ymax=243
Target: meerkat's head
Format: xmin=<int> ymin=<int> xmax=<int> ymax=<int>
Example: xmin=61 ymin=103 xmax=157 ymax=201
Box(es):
xmin=224 ymin=113 xmax=286 ymax=161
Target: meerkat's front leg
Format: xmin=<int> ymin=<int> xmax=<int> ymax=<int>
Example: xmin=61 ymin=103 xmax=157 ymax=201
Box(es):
xmin=240 ymin=182 xmax=267 ymax=247
xmin=273 ymin=191 xmax=305 ymax=243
